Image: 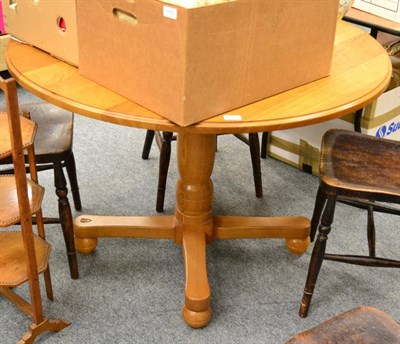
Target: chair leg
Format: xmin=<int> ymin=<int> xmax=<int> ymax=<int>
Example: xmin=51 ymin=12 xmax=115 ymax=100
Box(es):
xmin=142 ymin=130 xmax=155 ymax=159
xmin=367 ymin=205 xmax=376 ymax=257
xmin=54 ymin=162 xmax=79 ymax=279
xmin=261 ymin=132 xmax=269 ymax=159
xmin=299 ymin=194 xmax=336 ymax=318
xmin=310 ymin=186 xmax=328 ymax=242
xmin=35 ymin=208 xmax=54 ymax=301
xmin=65 ymin=153 xmax=82 ymax=211
xmin=156 ymin=132 xmax=173 ymax=212
xmin=248 ymin=133 xmax=263 ymax=198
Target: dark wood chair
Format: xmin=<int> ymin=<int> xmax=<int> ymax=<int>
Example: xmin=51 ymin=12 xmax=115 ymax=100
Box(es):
xmin=0 ymin=103 xmax=81 ymax=279
xmin=287 ymin=306 xmax=400 ymax=343
xmin=142 ymin=130 xmax=263 ymax=212
xmin=299 ymin=129 xmax=400 ymax=317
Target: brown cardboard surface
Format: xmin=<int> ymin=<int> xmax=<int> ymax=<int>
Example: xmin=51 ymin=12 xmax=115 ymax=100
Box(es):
xmin=0 ymin=35 xmax=10 ymax=71
xmin=163 ymin=0 xmax=235 ymax=8
xmin=3 ymin=0 xmax=78 ymax=66
xmin=77 ymin=0 xmax=339 ymax=126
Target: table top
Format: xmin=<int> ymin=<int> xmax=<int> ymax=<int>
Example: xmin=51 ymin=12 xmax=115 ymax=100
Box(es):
xmin=344 ymin=8 xmax=400 ymax=36
xmin=6 ymin=22 xmax=391 ymax=135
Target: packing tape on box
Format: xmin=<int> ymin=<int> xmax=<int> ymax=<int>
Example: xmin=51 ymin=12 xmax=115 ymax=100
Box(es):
xmin=299 ymin=139 xmax=320 ymax=175
xmin=268 ymin=135 xmax=320 ymax=176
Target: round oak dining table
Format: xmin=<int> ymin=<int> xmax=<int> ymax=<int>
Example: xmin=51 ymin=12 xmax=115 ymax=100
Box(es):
xmin=6 ymin=21 xmax=391 ymax=328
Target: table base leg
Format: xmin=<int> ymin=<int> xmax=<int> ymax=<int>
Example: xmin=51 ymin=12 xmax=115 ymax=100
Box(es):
xmin=182 ymin=231 xmax=211 ymax=328
xmin=19 ymin=319 xmax=70 ymax=344
xmin=214 ymin=215 xmax=310 ymax=254
xmin=73 ymin=214 xmax=310 ymax=327
xmin=74 ymin=215 xmax=175 ymax=254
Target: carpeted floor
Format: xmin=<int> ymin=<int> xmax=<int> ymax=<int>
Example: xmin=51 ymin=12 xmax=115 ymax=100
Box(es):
xmin=1 ymin=88 xmax=399 ymax=343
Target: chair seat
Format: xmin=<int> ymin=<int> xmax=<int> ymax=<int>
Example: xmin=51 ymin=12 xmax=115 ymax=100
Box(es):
xmin=287 ymin=306 xmax=400 ymax=344
xmin=320 ymin=129 xmax=400 ymax=202
xmin=0 ymin=175 xmax=45 ymax=227
xmin=0 ymin=230 xmax=51 ymax=287
xmin=0 ymin=113 xmax=36 ymax=159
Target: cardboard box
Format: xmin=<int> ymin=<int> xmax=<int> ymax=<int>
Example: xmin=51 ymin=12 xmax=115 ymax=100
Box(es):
xmin=353 ymin=0 xmax=400 ymax=23
xmin=268 ymin=86 xmax=400 ymax=176
xmin=0 ymin=34 xmax=9 ymax=71
xmin=2 ymin=0 xmax=78 ymax=66
xmin=77 ymin=0 xmax=339 ymax=126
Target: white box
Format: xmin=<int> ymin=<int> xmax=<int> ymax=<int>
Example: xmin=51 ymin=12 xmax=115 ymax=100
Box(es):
xmin=353 ymin=0 xmax=400 ymax=23
xmin=268 ymin=86 xmax=400 ymax=176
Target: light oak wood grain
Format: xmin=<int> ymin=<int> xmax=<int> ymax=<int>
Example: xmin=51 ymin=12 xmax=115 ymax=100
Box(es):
xmin=0 ymin=232 xmax=50 ymax=287
xmin=0 ymin=113 xmax=37 ymax=159
xmin=0 ymin=176 xmax=44 ymax=227
xmin=6 ymin=22 xmax=391 ymax=134
xmin=6 ymin=22 xmax=392 ymax=329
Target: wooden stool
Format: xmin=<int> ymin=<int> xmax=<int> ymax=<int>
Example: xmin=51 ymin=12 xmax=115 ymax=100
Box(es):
xmin=0 ymin=76 xmax=70 ymax=343
xmin=142 ymin=130 xmax=263 ymax=212
xmin=287 ymin=306 xmax=400 ymax=343
xmin=299 ymin=129 xmax=400 ymax=317
xmin=0 ymin=103 xmax=81 ymax=279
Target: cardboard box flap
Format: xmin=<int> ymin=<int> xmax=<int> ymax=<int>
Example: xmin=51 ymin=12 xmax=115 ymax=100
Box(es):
xmin=78 ymin=0 xmax=189 ymax=116
xmin=78 ymin=0 xmax=339 ymax=126
xmin=3 ymin=0 xmax=78 ymax=65
xmin=161 ymin=0 xmax=236 ymax=9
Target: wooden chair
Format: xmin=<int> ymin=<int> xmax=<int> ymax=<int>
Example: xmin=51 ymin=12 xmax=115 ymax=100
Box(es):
xmin=142 ymin=130 xmax=263 ymax=212
xmin=0 ymin=75 xmax=69 ymax=343
xmin=0 ymin=102 xmax=81 ymax=279
xmin=287 ymin=306 xmax=400 ymax=343
xmin=299 ymin=129 xmax=400 ymax=317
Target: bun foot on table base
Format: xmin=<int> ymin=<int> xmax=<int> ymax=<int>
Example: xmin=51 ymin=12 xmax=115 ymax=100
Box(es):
xmin=286 ymin=237 xmax=311 ymax=255
xmin=182 ymin=306 xmax=212 ymax=329
xmin=72 ymin=133 xmax=310 ymax=328
xmin=75 ymin=236 xmax=98 ymax=255
xmin=73 ymin=214 xmax=310 ymax=328
xmin=182 ymin=231 xmax=212 ymax=328
xmin=73 ymin=215 xmax=176 ymax=255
